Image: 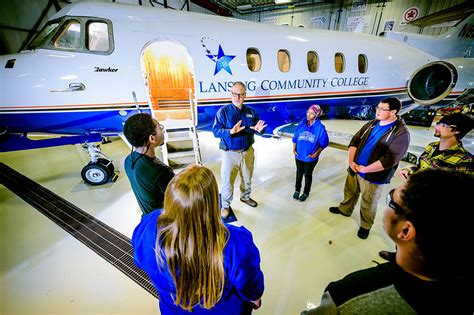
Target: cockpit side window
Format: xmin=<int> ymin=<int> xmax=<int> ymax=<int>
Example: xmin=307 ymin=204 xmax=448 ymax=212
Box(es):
xmin=35 ymin=17 xmax=114 ymax=55
xmin=53 ymin=20 xmax=82 ymax=50
xmin=87 ymin=21 xmax=110 ymax=52
xmin=27 ymin=21 xmax=60 ymax=50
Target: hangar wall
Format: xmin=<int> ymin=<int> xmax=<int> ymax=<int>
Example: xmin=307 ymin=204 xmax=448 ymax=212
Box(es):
xmin=0 ymin=0 xmax=470 ymax=55
xmin=235 ymin=0 xmax=469 ymax=36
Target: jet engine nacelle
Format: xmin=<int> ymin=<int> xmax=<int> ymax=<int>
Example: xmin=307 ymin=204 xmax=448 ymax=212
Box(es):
xmin=407 ymin=58 xmax=474 ymax=106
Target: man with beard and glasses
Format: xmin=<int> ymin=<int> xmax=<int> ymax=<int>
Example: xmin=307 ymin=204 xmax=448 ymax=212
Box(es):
xmin=379 ymin=112 xmax=473 ymax=261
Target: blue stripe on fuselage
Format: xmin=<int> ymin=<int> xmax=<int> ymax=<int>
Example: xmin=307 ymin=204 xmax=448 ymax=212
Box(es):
xmin=1 ymin=93 xmax=415 ymax=136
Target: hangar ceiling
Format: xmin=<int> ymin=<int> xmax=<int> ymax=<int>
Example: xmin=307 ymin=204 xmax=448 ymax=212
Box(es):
xmin=200 ymin=0 xmax=335 ymax=16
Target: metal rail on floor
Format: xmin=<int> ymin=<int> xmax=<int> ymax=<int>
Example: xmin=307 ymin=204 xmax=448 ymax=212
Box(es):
xmin=0 ymin=162 xmax=159 ymax=299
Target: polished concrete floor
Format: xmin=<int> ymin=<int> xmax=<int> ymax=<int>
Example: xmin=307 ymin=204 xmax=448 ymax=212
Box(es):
xmin=0 ymin=119 xmax=461 ymax=314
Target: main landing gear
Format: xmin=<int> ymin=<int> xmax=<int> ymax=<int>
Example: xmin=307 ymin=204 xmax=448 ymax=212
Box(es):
xmin=80 ymin=141 xmax=116 ymax=185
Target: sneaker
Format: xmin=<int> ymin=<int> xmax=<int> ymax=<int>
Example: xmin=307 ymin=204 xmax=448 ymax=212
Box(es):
xmin=240 ymin=197 xmax=258 ymax=207
xmin=293 ymin=191 xmax=300 ymax=200
xmin=329 ymin=207 xmax=351 ymax=217
xmin=357 ymin=227 xmax=370 ymax=239
xmin=221 ymin=207 xmax=230 ymax=219
xmin=299 ymin=193 xmax=308 ymax=202
xmin=379 ymin=250 xmax=396 ymax=262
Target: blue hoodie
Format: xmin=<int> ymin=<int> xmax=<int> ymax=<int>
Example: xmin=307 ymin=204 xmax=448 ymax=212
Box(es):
xmin=292 ymin=118 xmax=329 ymax=162
xmin=132 ymin=210 xmax=265 ymax=314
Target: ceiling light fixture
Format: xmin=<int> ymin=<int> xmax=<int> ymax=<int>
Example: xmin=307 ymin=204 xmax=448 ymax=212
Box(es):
xmin=237 ymin=4 xmax=253 ymax=10
xmin=275 ymin=0 xmax=292 ymax=4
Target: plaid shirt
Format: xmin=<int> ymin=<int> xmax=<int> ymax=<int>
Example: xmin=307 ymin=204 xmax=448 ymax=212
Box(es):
xmin=405 ymin=141 xmax=473 ymax=175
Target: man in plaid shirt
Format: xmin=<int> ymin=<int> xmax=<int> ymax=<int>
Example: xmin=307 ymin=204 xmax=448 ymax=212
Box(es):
xmin=399 ymin=112 xmax=473 ymax=179
xmin=379 ymin=112 xmax=473 ymax=262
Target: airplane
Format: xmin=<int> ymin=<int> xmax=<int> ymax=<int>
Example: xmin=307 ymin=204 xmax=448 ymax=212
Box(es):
xmin=380 ymin=13 xmax=474 ymax=60
xmin=0 ymin=2 xmax=473 ymax=185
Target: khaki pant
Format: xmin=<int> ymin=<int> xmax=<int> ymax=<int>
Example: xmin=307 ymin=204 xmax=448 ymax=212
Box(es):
xmin=220 ymin=146 xmax=255 ymax=208
xmin=338 ymin=171 xmax=384 ymax=229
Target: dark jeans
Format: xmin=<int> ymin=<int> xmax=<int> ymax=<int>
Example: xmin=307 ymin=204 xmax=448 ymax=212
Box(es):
xmin=295 ymin=158 xmax=318 ymax=195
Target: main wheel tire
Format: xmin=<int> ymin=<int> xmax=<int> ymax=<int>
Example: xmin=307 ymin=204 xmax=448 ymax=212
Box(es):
xmin=81 ymin=162 xmax=111 ymax=186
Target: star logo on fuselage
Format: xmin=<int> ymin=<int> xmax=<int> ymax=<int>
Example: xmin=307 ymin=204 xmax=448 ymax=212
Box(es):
xmin=206 ymin=45 xmax=236 ymax=75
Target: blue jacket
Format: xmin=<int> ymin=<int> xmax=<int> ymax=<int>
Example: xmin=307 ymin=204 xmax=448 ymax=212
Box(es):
xmin=292 ymin=119 xmax=329 ymax=162
xmin=212 ymin=103 xmax=262 ymax=151
xmin=132 ymin=210 xmax=265 ymax=314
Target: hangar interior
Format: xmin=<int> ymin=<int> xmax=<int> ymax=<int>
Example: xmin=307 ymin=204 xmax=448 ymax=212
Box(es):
xmin=4 ymin=120 xmax=473 ymax=314
xmin=1 ymin=0 xmax=473 ymax=314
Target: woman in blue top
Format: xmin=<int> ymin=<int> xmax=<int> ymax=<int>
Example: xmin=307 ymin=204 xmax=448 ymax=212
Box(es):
xmin=292 ymin=104 xmax=329 ymax=202
xmin=132 ymin=165 xmax=264 ymax=314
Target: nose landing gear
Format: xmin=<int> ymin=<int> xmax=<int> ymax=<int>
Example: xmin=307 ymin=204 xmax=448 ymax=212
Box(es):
xmin=80 ymin=142 xmax=117 ymax=186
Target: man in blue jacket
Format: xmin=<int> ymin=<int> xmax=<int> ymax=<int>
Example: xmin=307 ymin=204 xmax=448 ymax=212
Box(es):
xmin=212 ymin=82 xmax=266 ymax=219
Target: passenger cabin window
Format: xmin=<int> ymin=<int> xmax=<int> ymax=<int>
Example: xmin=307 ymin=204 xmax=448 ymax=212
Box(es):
xmin=53 ymin=20 xmax=81 ymax=50
xmin=247 ymin=48 xmax=261 ymax=72
xmin=334 ymin=52 xmax=345 ymax=73
xmin=278 ymin=49 xmax=290 ymax=72
xmin=358 ymin=54 xmax=368 ymax=73
xmin=307 ymin=51 xmax=319 ymax=73
xmin=87 ymin=21 xmax=109 ymax=52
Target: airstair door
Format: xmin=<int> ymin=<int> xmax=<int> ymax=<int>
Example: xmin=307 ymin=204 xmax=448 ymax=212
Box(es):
xmin=141 ymin=41 xmax=201 ymax=172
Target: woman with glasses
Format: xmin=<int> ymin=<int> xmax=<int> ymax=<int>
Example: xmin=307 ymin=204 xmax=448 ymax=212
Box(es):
xmin=132 ymin=165 xmax=264 ymax=314
xmin=292 ymin=104 xmax=329 ymax=202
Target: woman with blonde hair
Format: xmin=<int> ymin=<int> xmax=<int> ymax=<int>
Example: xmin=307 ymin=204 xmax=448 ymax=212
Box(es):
xmin=132 ymin=165 xmax=264 ymax=314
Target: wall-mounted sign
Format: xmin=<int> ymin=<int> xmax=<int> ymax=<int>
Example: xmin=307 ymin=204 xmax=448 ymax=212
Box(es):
xmin=383 ymin=20 xmax=395 ymax=31
xmin=346 ymin=15 xmax=369 ymax=29
xmin=400 ymin=7 xmax=420 ymax=26
xmin=262 ymin=16 xmax=277 ymax=23
xmin=351 ymin=0 xmax=368 ymax=13
xmin=310 ymin=16 xmax=327 ymax=24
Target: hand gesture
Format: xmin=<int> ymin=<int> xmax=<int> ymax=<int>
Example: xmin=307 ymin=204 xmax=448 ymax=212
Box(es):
xmin=251 ymin=298 xmax=262 ymax=310
xmin=308 ymin=152 xmax=319 ymax=159
xmin=250 ymin=120 xmax=267 ymax=133
xmin=399 ymin=169 xmax=409 ymax=180
xmin=355 ymin=164 xmax=365 ymax=173
xmin=230 ymin=120 xmax=245 ymax=135
xmin=349 ymin=161 xmax=358 ymax=173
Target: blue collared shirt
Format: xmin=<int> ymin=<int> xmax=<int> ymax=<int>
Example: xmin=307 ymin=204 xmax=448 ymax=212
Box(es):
xmin=212 ymin=103 xmax=262 ymax=151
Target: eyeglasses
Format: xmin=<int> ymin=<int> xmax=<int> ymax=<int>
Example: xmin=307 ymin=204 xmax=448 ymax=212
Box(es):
xmin=386 ymin=189 xmax=405 ymax=215
xmin=152 ymin=124 xmax=164 ymax=135
xmin=375 ymin=106 xmax=392 ymax=112
xmin=436 ymin=122 xmax=457 ymax=129
xmin=231 ymin=92 xmax=245 ymax=98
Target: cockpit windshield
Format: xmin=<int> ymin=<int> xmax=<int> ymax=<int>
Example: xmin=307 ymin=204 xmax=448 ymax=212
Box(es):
xmin=24 ymin=17 xmax=113 ymax=55
xmin=26 ymin=21 xmax=60 ymax=51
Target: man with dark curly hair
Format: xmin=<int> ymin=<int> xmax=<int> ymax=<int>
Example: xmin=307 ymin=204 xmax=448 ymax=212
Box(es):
xmin=123 ymin=113 xmax=174 ymax=217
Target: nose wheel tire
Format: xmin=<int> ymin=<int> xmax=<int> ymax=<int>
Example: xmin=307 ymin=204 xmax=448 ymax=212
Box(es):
xmin=81 ymin=159 xmax=115 ymax=185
